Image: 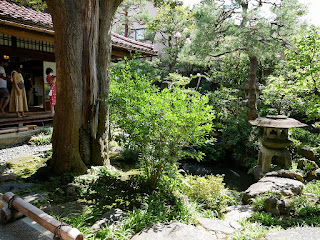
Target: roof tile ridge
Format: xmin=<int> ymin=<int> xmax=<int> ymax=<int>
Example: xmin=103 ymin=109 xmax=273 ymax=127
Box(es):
xmin=111 ymin=32 xmax=154 ymax=50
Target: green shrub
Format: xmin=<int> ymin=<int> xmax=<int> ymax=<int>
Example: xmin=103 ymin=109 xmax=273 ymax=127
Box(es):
xmin=181 ymin=174 xmax=236 ymax=217
xmin=110 ymin=62 xmax=215 ymax=187
xmin=94 ymin=189 xmax=198 ymax=240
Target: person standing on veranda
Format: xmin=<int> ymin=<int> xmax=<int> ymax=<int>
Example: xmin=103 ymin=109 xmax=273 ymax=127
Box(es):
xmin=46 ymin=68 xmax=56 ymax=114
xmin=0 ymin=58 xmax=11 ymax=114
xmin=9 ymin=64 xmax=28 ymax=118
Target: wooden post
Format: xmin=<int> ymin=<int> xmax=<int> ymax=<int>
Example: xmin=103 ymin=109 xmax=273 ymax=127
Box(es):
xmin=3 ymin=192 xmax=84 ymax=240
xmin=1 ymin=207 xmax=25 ymax=224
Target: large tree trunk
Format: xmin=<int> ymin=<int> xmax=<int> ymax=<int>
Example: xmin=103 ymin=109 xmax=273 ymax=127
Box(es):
xmin=247 ymin=55 xmax=258 ymax=120
xmin=46 ymin=0 xmax=122 ymax=174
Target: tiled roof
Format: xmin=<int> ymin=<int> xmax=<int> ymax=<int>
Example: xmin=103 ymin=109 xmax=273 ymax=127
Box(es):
xmin=0 ymin=0 xmax=52 ymax=28
xmin=0 ymin=0 xmax=156 ymax=55
xmin=111 ymin=32 xmax=155 ymax=53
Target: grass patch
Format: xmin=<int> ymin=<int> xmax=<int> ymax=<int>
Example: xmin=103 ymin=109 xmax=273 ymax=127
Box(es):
xmin=3 ymin=155 xmax=50 ymax=178
xmin=303 ymin=180 xmax=320 ymax=197
xmin=231 ymin=219 xmax=281 ymax=240
xmin=28 ymin=128 xmax=53 ymax=145
xmin=250 ymin=192 xmax=320 ymax=229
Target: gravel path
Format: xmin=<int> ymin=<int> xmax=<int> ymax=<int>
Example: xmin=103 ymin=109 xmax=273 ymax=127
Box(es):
xmin=0 ymin=144 xmax=52 ymax=165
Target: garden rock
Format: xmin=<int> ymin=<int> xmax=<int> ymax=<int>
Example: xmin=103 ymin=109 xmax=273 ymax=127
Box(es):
xmin=66 ymin=183 xmax=77 ymax=197
xmin=297 ymin=148 xmax=319 ymax=163
xmin=131 ymin=222 xmax=217 ymax=240
xmin=159 ymin=81 xmax=172 ymax=90
xmin=224 ymin=205 xmax=255 ymax=221
xmin=263 ymin=227 xmax=320 ymax=240
xmin=242 ymin=176 xmax=304 ymax=204
xmin=306 ymin=170 xmax=318 ymax=181
xmin=0 ymin=183 xmax=34 ymax=193
xmin=92 ymin=209 xmax=125 ymax=230
xmin=253 ymin=165 xmax=264 ymax=181
xmin=264 ymin=197 xmax=289 ymax=215
xmin=265 ymin=170 xmax=304 ymax=183
xmin=297 ymin=158 xmax=319 ymax=171
xmin=0 ymin=174 xmax=16 ymax=182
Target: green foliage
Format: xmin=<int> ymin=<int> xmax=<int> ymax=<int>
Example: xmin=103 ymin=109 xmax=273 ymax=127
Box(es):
xmin=181 ymin=174 xmax=237 ymax=217
xmin=286 ymin=27 xmax=320 ymax=94
xmin=261 ymin=28 xmax=320 ymax=122
xmin=260 ymin=73 xmax=320 ymax=121
xmin=111 ymin=59 xmax=168 ymax=84
xmin=11 ymin=0 xmax=47 ymax=10
xmin=303 ymin=180 xmax=320 ymax=198
xmin=289 ymin=128 xmax=320 ymax=153
xmin=164 ymin=73 xmax=191 ymax=87
xmin=251 ymin=191 xmax=320 ymax=228
xmin=191 ymin=0 xmax=306 ymax=63
xmin=114 ymin=0 xmax=151 ymax=37
xmin=251 ymin=192 xmax=283 ymax=212
xmin=94 ymin=189 xmax=198 ymax=240
xmin=208 ymin=87 xmax=260 ymax=167
xmin=110 ymin=61 xmax=215 ymax=186
xmin=147 ymin=4 xmax=194 ymax=71
xmin=232 ymin=219 xmax=279 ymax=240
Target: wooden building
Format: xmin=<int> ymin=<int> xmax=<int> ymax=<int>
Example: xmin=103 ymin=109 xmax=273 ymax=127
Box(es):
xmin=0 ymin=0 xmax=156 ymax=117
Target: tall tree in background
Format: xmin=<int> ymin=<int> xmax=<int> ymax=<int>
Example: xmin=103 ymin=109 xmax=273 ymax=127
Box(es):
xmin=191 ymin=0 xmax=306 ymax=120
xmin=113 ymin=0 xmax=151 ymax=37
xmin=147 ymin=4 xmax=194 ymax=71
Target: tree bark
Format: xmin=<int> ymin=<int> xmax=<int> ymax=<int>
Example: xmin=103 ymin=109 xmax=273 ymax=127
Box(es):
xmin=247 ymin=55 xmax=258 ymax=120
xmin=46 ymin=0 xmax=122 ymax=174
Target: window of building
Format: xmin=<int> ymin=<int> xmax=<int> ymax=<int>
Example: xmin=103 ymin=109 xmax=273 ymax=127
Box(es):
xmin=135 ymin=28 xmax=145 ymax=41
xmin=0 ymin=34 xmax=54 ymax=53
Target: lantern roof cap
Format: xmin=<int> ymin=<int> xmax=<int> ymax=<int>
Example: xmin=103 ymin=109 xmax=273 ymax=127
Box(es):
xmin=249 ymin=115 xmax=307 ymax=128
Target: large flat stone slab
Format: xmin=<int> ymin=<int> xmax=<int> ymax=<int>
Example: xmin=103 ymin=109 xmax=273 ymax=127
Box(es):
xmin=243 ymin=176 xmax=304 ymax=204
xmin=131 ymin=222 xmax=217 ymax=240
xmin=263 ymin=227 xmax=320 ymax=240
xmin=0 ymin=217 xmax=53 ymax=240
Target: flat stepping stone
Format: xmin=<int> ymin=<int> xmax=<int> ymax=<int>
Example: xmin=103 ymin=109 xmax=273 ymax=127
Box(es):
xmin=263 ymin=227 xmax=320 ymax=240
xmin=224 ymin=205 xmax=255 ymax=221
xmin=22 ymin=193 xmax=48 ymax=203
xmin=0 ymin=183 xmax=34 ymax=193
xmin=131 ymin=222 xmax=217 ymax=240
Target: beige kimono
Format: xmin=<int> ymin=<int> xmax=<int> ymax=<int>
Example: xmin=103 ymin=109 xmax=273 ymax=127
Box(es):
xmin=9 ymin=71 xmax=28 ymax=113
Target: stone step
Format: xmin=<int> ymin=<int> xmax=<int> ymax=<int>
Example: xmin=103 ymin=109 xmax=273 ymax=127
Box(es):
xmin=0 ymin=193 xmax=53 ymax=240
xmin=0 ymin=217 xmax=54 ymax=240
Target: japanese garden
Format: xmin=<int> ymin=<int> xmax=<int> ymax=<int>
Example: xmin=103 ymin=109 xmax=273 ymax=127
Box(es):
xmin=0 ymin=0 xmax=320 ymax=239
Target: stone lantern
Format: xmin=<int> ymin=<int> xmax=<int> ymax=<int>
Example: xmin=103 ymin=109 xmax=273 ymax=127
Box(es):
xmin=249 ymin=115 xmax=307 ymax=173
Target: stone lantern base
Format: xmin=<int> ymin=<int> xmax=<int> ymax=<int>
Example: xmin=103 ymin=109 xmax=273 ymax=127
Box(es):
xmin=258 ymin=146 xmax=292 ymax=173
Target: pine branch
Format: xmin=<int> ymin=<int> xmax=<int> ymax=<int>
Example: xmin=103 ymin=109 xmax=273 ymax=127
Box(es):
xmin=210 ymin=47 xmax=247 ymax=57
